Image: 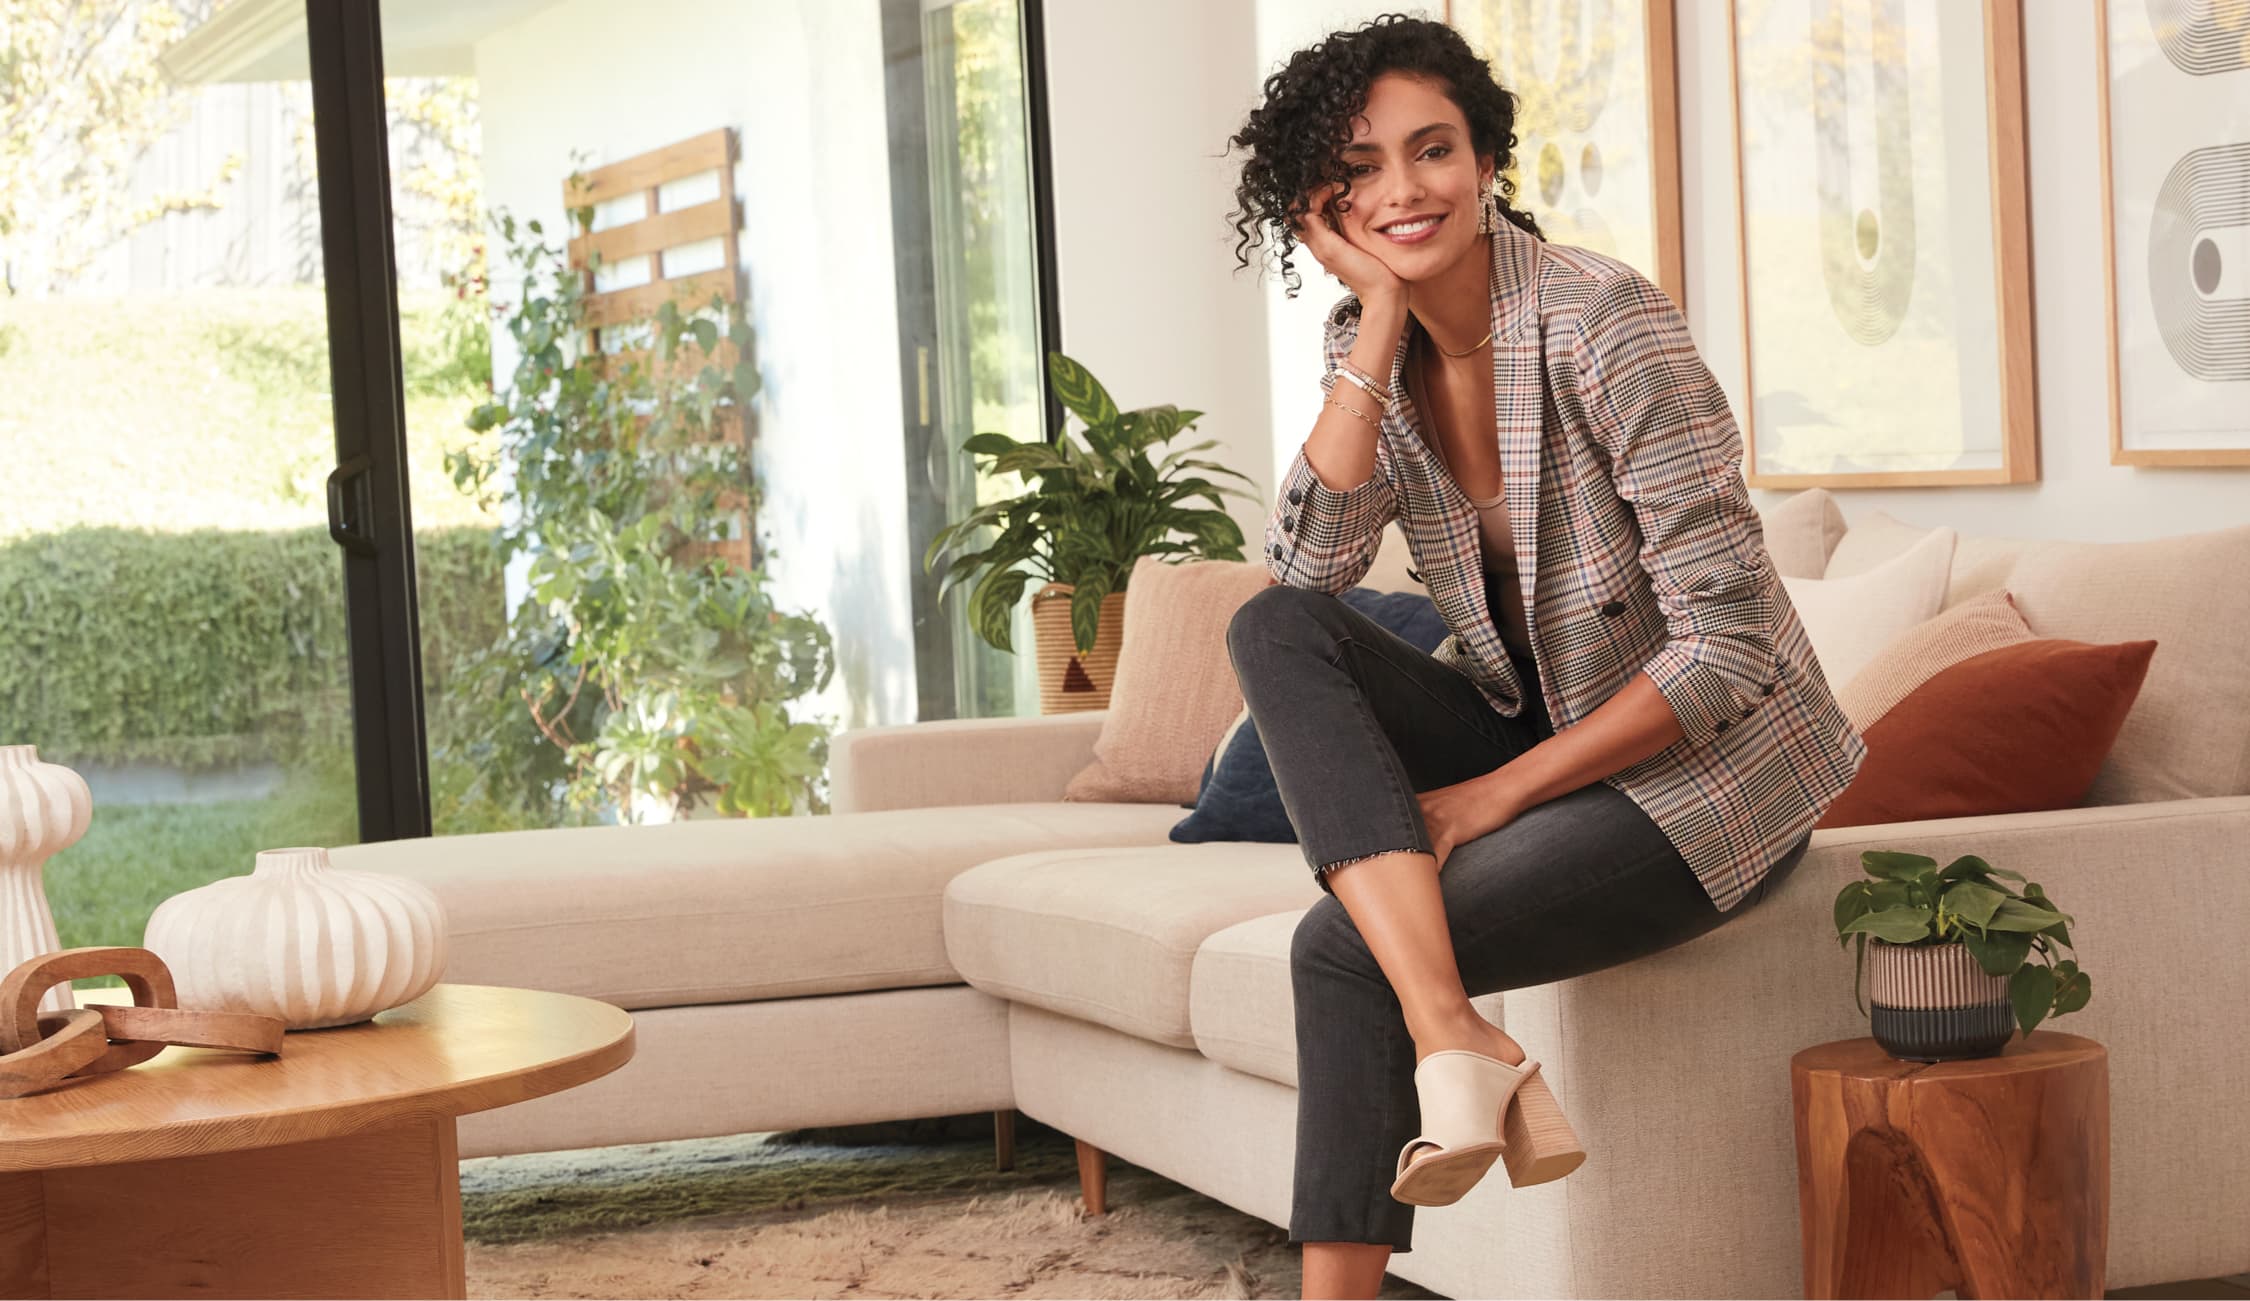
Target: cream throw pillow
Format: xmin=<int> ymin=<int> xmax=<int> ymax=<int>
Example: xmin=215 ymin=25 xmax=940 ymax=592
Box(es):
xmin=1780 ymin=527 xmax=1957 ymax=693
xmin=1063 ymin=556 xmax=1274 ymax=804
xmin=1823 ymin=508 xmax=2035 ymax=611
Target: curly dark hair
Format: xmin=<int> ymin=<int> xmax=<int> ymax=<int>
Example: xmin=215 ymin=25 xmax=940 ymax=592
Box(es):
xmin=1225 ymin=12 xmax=1543 ymax=299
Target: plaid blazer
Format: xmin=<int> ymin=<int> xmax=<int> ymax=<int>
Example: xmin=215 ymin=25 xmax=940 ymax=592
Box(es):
xmin=1267 ymin=219 xmax=1867 ymax=912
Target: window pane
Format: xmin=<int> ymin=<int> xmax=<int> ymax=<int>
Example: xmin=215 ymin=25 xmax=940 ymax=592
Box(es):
xmin=0 ymin=7 xmax=354 ymax=986
xmin=372 ymin=2 xmax=1047 ymax=832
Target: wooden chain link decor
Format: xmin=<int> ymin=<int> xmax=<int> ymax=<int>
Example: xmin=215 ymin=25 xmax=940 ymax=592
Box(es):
xmin=0 ymin=946 xmax=284 ymax=1098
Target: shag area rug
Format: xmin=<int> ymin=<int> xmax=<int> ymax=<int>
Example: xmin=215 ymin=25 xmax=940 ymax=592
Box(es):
xmin=459 ymin=1112 xmax=1441 ymax=1300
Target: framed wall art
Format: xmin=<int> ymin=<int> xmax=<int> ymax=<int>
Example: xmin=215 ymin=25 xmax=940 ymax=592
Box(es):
xmin=1729 ymin=0 xmax=2038 ymax=488
xmin=2096 ymin=0 xmax=2250 ymax=467
xmin=1445 ymin=0 xmax=1687 ymax=308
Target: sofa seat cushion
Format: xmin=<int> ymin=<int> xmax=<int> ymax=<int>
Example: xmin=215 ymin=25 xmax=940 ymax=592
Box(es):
xmin=329 ymin=803 xmax=1187 ymax=1011
xmin=943 ymin=843 xmax=1319 ymax=1049
xmin=1190 ymin=911 xmax=1509 ymax=1088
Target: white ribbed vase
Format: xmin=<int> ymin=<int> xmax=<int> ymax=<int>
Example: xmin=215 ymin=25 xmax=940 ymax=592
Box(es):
xmin=0 ymin=746 xmax=94 ymax=1016
xmin=144 ymin=846 xmax=448 ymax=1030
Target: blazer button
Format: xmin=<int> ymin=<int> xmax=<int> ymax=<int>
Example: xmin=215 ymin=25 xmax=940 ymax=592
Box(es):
xmin=1282 ymin=514 xmax=1296 ymax=532
xmin=1714 ymin=720 xmax=1731 ymax=734
xmin=1287 ymin=489 xmax=1305 ymax=506
xmin=1762 ymin=681 xmax=1776 ymax=697
xmin=1406 ymin=567 xmax=1423 ymax=583
xmin=1270 ymin=543 xmax=1285 ymax=560
xmin=1600 ymin=600 xmax=1626 ymax=617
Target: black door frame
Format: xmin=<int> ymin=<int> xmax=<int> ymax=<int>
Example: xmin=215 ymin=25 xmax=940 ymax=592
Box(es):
xmin=305 ymin=0 xmax=432 ymax=841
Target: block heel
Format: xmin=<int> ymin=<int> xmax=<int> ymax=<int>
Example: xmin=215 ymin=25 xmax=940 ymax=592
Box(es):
xmin=1500 ymin=1069 xmax=1587 ymax=1187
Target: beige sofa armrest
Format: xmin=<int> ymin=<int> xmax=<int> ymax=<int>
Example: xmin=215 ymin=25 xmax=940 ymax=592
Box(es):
xmin=1484 ymin=796 xmax=2250 ymax=1298
xmin=829 ymin=711 xmax=1108 ymax=813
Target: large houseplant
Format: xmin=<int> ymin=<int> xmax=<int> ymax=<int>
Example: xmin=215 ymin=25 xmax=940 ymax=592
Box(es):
xmin=442 ymin=208 xmax=835 ymax=825
xmin=1834 ymin=850 xmax=2094 ymax=1061
xmin=922 ymin=352 xmax=1258 ymax=711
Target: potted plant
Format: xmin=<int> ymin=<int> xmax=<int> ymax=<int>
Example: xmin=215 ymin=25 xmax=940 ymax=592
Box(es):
xmin=1834 ymin=851 xmax=2094 ymax=1062
xmin=922 ymin=352 xmax=1259 ymax=713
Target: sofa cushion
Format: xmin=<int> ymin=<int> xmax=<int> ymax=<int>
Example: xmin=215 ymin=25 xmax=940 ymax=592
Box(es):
xmin=943 ymin=842 xmax=1318 ymax=1048
xmin=2004 ymin=524 xmax=2250 ymax=803
xmin=329 ymin=802 xmax=1187 ymax=1011
xmin=1189 ymin=910 xmax=1504 ymax=1088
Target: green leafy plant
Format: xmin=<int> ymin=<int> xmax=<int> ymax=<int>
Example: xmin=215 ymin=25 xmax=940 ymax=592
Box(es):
xmin=922 ymin=352 xmax=1259 ymax=654
xmin=443 ymin=203 xmax=835 ymax=823
xmin=1834 ymin=851 xmax=2093 ymax=1037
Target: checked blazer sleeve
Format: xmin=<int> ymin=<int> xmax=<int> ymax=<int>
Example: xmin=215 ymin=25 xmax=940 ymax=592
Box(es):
xmin=1574 ymin=272 xmax=1779 ymax=747
xmin=1264 ymin=304 xmax=1398 ymax=594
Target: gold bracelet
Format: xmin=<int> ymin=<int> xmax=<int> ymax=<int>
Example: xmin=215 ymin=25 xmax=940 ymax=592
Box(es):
xmin=1333 ymin=360 xmax=1391 ymax=410
xmin=1326 ymin=393 xmax=1380 ymax=430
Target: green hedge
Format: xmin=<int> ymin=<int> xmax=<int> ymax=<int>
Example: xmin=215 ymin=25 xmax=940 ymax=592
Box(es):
xmin=0 ymin=526 xmax=505 ymax=768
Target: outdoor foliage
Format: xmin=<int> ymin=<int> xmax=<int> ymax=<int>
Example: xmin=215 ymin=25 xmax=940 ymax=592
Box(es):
xmin=442 ymin=208 xmax=835 ymax=823
xmin=923 ymin=352 xmax=1259 ymax=654
xmin=0 ymin=525 xmax=503 ymax=769
xmin=0 ymin=0 xmax=240 ymax=295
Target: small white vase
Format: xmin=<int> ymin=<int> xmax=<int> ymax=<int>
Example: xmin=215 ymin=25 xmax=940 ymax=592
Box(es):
xmin=144 ymin=846 xmax=449 ymax=1030
xmin=0 ymin=745 xmax=94 ymax=1016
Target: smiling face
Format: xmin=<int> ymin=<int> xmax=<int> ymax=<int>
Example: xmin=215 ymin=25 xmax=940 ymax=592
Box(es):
xmin=1329 ymin=71 xmax=1495 ymax=282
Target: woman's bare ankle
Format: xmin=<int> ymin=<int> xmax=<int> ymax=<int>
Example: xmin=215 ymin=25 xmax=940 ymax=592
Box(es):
xmin=1410 ymin=1007 xmax=1525 ymax=1066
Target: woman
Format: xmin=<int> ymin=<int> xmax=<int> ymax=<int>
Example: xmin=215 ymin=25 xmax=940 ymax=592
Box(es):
xmin=1221 ymin=16 xmax=1866 ymax=1298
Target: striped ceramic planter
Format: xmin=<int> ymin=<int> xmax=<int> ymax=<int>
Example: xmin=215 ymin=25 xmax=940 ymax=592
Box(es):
xmin=1867 ymin=938 xmax=2015 ymax=1062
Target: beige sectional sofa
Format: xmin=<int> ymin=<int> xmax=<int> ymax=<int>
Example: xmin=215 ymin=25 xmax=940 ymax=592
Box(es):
xmin=334 ymin=499 xmax=2250 ymax=1299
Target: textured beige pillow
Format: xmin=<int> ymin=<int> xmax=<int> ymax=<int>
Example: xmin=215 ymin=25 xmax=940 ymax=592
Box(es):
xmin=1836 ymin=590 xmax=2034 ymax=731
xmin=2005 ymin=524 xmax=2250 ymax=805
xmin=1755 ymin=488 xmax=1848 ymax=579
xmin=1780 ymin=527 xmax=1957 ymax=693
xmin=1063 ymin=556 xmax=1275 ymax=804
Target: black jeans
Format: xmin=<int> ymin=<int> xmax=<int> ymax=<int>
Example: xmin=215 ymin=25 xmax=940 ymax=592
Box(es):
xmin=1224 ymin=581 xmax=1809 ymax=1253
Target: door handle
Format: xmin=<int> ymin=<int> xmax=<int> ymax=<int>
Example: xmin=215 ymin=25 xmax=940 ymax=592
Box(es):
xmin=326 ymin=455 xmax=378 ymax=556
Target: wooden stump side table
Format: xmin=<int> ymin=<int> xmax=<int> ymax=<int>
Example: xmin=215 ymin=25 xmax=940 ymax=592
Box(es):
xmin=1790 ymin=1031 xmax=2109 ymax=1300
xmin=0 ymin=983 xmax=634 ymax=1300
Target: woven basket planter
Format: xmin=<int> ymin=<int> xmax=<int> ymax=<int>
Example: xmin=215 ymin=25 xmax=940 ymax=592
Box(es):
xmin=1867 ymin=938 xmax=2015 ymax=1062
xmin=1030 ymin=583 xmax=1125 ymax=714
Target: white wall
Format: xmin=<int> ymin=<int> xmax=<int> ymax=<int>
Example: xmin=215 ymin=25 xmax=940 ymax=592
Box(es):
xmin=1230 ymin=1 xmax=2246 ymax=539
xmin=1041 ymin=0 xmax=1276 ymax=543
xmin=474 ymin=0 xmax=915 ymax=733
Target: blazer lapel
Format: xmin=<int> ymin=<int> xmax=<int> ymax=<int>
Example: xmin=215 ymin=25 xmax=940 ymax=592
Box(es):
xmin=1487 ymin=222 xmax=1546 ymax=634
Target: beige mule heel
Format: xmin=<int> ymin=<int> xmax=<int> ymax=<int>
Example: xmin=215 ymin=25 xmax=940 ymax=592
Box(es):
xmin=1389 ymin=1049 xmax=1539 ymax=1206
xmin=1500 ymin=1068 xmax=1588 ymax=1188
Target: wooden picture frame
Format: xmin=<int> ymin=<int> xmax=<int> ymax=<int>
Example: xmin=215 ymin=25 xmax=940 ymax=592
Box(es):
xmin=1728 ymin=0 xmax=2038 ymax=489
xmin=1444 ymin=0 xmax=1687 ymax=310
xmin=2094 ymin=0 xmax=2250 ymax=468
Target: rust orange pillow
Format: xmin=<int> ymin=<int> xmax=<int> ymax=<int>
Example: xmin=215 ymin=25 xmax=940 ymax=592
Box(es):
xmin=1817 ymin=638 xmax=2157 ymax=829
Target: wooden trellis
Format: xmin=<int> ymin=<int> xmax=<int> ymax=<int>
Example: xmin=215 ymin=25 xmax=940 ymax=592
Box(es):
xmin=563 ymin=127 xmax=754 ymax=572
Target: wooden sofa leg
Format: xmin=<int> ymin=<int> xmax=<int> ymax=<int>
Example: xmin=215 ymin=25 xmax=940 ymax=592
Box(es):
xmin=1074 ymin=1137 xmax=1108 ymax=1216
xmin=994 ymin=1108 xmax=1015 ymax=1171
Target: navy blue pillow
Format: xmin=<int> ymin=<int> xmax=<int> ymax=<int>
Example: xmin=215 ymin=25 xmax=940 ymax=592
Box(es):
xmin=1170 ymin=587 xmax=1449 ymax=844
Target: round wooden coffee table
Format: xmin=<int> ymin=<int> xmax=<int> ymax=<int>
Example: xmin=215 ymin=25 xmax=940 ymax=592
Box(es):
xmin=1791 ymin=1031 xmax=2109 ymax=1300
xmin=0 ymin=983 xmax=634 ymax=1300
